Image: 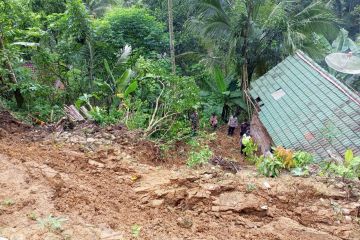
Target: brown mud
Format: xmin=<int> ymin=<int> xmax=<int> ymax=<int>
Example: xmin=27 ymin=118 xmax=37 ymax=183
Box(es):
xmin=0 ymin=110 xmax=359 ymax=240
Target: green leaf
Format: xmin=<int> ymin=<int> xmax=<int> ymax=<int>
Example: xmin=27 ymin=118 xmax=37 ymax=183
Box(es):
xmin=213 ymin=67 xmax=227 ymax=93
xmin=117 ymin=69 xmax=132 ymax=86
xmin=228 ymin=97 xmax=247 ymax=109
xmin=344 ymin=149 xmax=353 ymax=166
xmin=229 ymin=90 xmax=243 ymax=98
xmin=124 ymin=81 xmax=138 ymax=97
xmin=104 ymin=59 xmax=115 ymax=83
xmin=221 ymin=91 xmax=231 ymax=96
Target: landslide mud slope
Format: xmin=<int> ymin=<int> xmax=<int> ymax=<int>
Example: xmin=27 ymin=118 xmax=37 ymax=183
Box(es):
xmin=0 ymin=112 xmax=359 ymax=240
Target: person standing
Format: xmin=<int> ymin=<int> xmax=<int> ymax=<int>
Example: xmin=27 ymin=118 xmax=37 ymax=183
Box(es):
xmin=240 ymin=121 xmax=250 ymax=152
xmin=209 ymin=113 xmax=218 ymax=131
xmin=190 ymin=110 xmax=199 ymax=136
xmin=227 ymin=114 xmax=238 ymax=136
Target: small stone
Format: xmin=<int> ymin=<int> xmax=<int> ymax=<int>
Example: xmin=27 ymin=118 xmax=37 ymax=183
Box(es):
xmin=344 ymin=215 xmax=352 ymax=223
xmin=151 ymin=199 xmax=164 ymax=207
xmin=263 ymin=181 xmax=271 ymax=190
xmin=342 ymin=208 xmax=351 ymax=215
xmin=88 ymin=160 xmax=105 ymax=168
xmin=177 ymin=217 xmax=193 ymax=229
xmin=261 ymin=205 xmax=268 ymax=210
xmin=87 ymin=137 xmax=96 ymax=143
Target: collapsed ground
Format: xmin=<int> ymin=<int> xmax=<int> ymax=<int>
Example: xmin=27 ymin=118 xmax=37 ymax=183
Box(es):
xmin=0 ymin=110 xmax=360 ymax=240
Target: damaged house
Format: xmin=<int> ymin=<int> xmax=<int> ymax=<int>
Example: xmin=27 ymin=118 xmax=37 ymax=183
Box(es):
xmin=249 ymin=51 xmax=360 ymax=160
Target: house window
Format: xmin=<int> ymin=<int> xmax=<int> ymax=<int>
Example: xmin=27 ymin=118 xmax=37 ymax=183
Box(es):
xmin=271 ymin=88 xmax=286 ymax=101
xmin=255 ymin=97 xmax=264 ymax=107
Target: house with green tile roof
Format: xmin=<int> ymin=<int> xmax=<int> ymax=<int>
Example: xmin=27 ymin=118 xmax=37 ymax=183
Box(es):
xmin=249 ymin=51 xmax=360 ymax=160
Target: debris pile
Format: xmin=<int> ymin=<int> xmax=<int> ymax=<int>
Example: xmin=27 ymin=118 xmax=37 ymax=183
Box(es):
xmin=209 ymin=156 xmax=241 ymax=173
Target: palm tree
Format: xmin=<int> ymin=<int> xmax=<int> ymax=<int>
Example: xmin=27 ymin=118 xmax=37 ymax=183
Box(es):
xmin=201 ymin=67 xmax=247 ymax=120
xmin=168 ymin=0 xmax=176 ymax=74
xmin=192 ymin=0 xmax=338 ymax=93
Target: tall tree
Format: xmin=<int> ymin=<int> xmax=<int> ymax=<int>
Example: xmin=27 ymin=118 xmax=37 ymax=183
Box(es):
xmin=167 ymin=0 xmax=176 ymax=74
xmin=192 ymin=0 xmax=338 ymax=91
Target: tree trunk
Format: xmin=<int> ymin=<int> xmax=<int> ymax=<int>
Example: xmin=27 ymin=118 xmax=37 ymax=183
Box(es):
xmin=240 ymin=1 xmax=254 ymax=117
xmin=167 ymin=0 xmax=176 ymax=74
xmin=0 ymin=35 xmax=24 ymax=107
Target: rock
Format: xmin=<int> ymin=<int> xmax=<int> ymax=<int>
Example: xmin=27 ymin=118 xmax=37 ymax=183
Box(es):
xmin=344 ymin=216 xmax=352 ymax=223
xmin=151 ymin=199 xmax=164 ymax=207
xmin=263 ymin=181 xmax=271 ymax=190
xmin=86 ymin=138 xmax=96 ymax=143
xmin=212 ymin=192 xmax=266 ymax=214
xmin=88 ymin=160 xmax=105 ymax=168
xmin=260 ymin=217 xmax=341 ymax=240
xmin=177 ymin=217 xmax=193 ymax=229
xmin=342 ymin=208 xmax=350 ymax=215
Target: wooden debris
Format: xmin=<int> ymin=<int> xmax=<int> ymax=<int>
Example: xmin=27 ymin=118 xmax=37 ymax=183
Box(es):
xmin=80 ymin=106 xmax=92 ymax=120
xmin=64 ymin=105 xmax=85 ymax=122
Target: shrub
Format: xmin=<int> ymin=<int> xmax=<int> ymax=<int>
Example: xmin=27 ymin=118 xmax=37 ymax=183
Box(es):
xmin=323 ymin=149 xmax=360 ymax=180
xmin=99 ymin=7 xmax=166 ymax=55
xmin=274 ymin=146 xmax=294 ymax=169
xmin=293 ymin=151 xmax=314 ymax=167
xmin=187 ymin=146 xmax=213 ymax=168
xmin=257 ymin=156 xmax=283 ymax=177
xmin=242 ymin=135 xmax=258 ymax=162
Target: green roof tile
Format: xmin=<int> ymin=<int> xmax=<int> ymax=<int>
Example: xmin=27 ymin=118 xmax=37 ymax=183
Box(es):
xmin=250 ymin=51 xmax=360 ymax=160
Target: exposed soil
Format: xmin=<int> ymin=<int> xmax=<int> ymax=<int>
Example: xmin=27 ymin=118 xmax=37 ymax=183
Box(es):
xmin=0 ymin=111 xmax=359 ymax=239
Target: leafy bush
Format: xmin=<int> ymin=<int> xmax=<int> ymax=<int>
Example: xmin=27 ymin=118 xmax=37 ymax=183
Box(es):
xmin=274 ymin=146 xmax=294 ymax=169
xmin=187 ymin=146 xmax=213 ymax=168
xmin=293 ymin=151 xmax=314 ymax=167
xmin=89 ymin=107 xmax=123 ymax=126
xmin=242 ymin=135 xmax=258 ymax=162
xmin=323 ymin=149 xmax=360 ymax=180
xmin=98 ymin=7 xmax=166 ymax=56
xmin=257 ymin=156 xmax=283 ymax=177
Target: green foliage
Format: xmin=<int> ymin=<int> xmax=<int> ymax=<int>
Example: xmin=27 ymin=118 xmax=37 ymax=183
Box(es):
xmin=200 ymin=67 xmax=247 ymax=118
xmin=245 ymin=183 xmax=257 ymax=193
xmin=257 ymin=156 xmax=283 ymax=178
xmin=187 ymin=145 xmax=213 ymax=168
xmin=241 ymin=135 xmax=258 ymax=162
xmin=131 ymin=224 xmax=141 ymax=238
xmin=89 ymin=107 xmax=123 ymax=125
xmin=38 ymin=215 xmax=67 ymax=232
xmin=98 ymin=7 xmax=166 ymax=54
xmin=2 ymin=198 xmax=15 ymax=206
xmin=293 ymin=151 xmax=314 ymax=167
xmin=291 ymin=167 xmax=310 ymax=177
xmin=324 ymin=149 xmax=360 ymax=179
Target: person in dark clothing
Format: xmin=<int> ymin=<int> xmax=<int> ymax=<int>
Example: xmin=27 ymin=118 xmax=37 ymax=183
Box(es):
xmin=240 ymin=121 xmax=250 ymax=152
xmin=190 ymin=111 xmax=199 ymax=136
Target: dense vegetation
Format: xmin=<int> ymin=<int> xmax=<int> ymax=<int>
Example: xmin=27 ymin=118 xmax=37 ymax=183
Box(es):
xmin=0 ymin=0 xmax=359 ymax=145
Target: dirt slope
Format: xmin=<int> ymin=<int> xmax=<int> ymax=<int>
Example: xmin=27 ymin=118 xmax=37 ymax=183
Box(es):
xmin=0 ymin=113 xmax=359 ymax=239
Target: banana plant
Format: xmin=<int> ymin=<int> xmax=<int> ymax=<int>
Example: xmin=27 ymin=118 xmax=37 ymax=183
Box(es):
xmin=200 ymin=67 xmax=246 ymax=120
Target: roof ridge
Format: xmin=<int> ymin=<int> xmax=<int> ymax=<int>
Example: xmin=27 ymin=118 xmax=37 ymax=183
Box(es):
xmin=295 ymin=50 xmax=360 ymax=107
